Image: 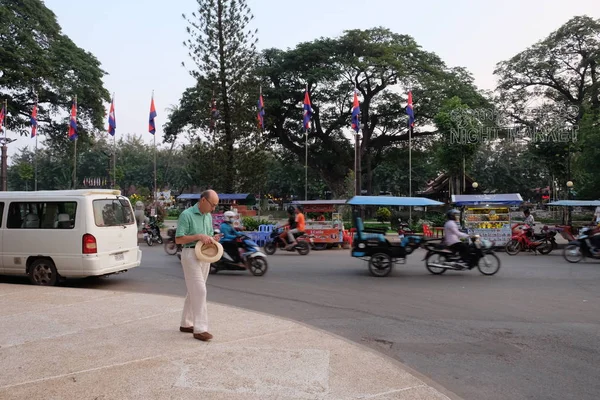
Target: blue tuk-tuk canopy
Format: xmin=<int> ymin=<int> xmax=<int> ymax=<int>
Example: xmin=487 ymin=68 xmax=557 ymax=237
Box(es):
xmin=347 ymin=196 xmax=444 ymax=207
xmin=546 ymin=200 xmax=600 ymax=207
xmin=451 ymin=194 xmax=523 ymax=206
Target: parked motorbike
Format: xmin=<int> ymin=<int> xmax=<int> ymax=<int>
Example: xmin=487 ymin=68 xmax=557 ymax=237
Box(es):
xmin=164 ymin=228 xmax=182 ymax=256
xmin=211 ymin=233 xmax=269 ymax=276
xmin=263 ymin=226 xmax=310 ymax=255
xmin=142 ymin=219 xmax=163 ymax=246
xmin=563 ymin=226 xmax=600 ymax=263
xmin=505 ymin=224 xmax=553 ymax=255
xmin=423 ymin=236 xmax=501 ymax=275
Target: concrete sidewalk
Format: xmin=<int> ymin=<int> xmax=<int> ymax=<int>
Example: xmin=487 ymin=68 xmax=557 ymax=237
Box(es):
xmin=0 ymin=284 xmax=460 ymax=400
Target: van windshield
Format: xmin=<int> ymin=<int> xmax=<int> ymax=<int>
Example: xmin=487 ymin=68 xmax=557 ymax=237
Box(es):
xmin=93 ymin=199 xmax=135 ymax=227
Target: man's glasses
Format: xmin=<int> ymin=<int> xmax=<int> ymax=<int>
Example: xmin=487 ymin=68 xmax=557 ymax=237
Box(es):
xmin=205 ymin=198 xmax=218 ymax=209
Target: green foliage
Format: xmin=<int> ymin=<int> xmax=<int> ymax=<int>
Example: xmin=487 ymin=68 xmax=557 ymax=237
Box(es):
xmin=434 ymin=97 xmax=481 ymax=178
xmin=0 ymin=0 xmax=109 ymax=138
xmin=241 ymin=217 xmax=270 ymax=231
xmin=168 ymin=208 xmax=182 ymax=218
xmin=494 ymin=15 xmax=600 ymax=198
xmin=175 ymin=0 xmax=259 ymax=192
xmin=376 ymin=207 xmax=392 ymax=222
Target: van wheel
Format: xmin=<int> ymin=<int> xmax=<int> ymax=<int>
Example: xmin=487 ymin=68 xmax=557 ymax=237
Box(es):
xmin=29 ymin=259 xmax=59 ymax=286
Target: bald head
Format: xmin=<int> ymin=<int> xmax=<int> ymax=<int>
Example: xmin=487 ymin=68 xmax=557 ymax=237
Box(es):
xmin=198 ymin=190 xmax=219 ymax=213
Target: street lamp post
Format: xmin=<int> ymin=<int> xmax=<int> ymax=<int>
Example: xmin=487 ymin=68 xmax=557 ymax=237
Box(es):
xmin=566 ymin=181 xmax=574 ymax=226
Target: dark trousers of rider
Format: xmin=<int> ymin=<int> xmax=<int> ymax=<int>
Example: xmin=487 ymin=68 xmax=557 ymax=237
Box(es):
xmin=449 ymin=242 xmax=469 ymax=261
xmin=222 ymin=241 xmax=240 ymax=263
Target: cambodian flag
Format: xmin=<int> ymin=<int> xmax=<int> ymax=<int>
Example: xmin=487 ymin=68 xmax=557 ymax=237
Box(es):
xmin=0 ymin=104 xmax=5 ymax=132
xmin=303 ymin=89 xmax=312 ymax=131
xmin=108 ymin=96 xmax=116 ymax=136
xmin=257 ymin=93 xmax=265 ymax=130
xmin=68 ymin=99 xmax=77 ymax=141
xmin=149 ymin=95 xmax=157 ymax=134
xmin=351 ymin=90 xmax=360 ymax=133
xmin=406 ymin=91 xmax=415 ymax=128
xmin=31 ymin=103 xmax=38 ymax=138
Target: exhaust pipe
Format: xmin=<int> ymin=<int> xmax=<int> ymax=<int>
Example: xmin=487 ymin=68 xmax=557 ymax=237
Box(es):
xmin=427 ymin=262 xmax=461 ymax=270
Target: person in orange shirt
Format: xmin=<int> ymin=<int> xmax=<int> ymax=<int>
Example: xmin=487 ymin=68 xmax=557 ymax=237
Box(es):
xmin=287 ymin=205 xmax=306 ymax=249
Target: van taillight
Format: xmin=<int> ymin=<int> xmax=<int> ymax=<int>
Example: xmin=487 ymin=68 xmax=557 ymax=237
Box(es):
xmin=83 ymin=234 xmax=97 ymax=254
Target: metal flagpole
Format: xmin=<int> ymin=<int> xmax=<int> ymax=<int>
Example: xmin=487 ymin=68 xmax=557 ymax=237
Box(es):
xmin=113 ymin=134 xmax=116 ymax=189
xmin=34 ymin=134 xmax=38 ymax=191
xmin=409 ymin=123 xmax=412 ymax=223
xmin=154 ymin=133 xmax=157 ymax=202
xmin=304 ymin=84 xmax=309 ymax=201
xmin=72 ymin=95 xmax=77 ymax=189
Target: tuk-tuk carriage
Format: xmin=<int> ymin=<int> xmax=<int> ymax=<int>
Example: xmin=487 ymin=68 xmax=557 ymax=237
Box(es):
xmin=347 ymin=196 xmax=444 ymax=277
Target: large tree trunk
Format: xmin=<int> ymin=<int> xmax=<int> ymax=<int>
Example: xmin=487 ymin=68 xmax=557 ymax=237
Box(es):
xmin=217 ymin=0 xmax=235 ymax=193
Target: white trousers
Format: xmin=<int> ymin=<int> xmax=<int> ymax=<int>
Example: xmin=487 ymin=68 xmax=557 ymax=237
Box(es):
xmin=180 ymin=248 xmax=210 ymax=333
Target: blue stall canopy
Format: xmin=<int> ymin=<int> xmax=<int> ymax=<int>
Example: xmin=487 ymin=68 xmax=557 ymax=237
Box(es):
xmin=546 ymin=200 xmax=600 ymax=207
xmin=347 ymin=196 xmax=444 ymax=207
xmin=451 ymin=194 xmax=523 ymax=206
xmin=177 ymin=193 xmax=200 ymax=200
xmin=177 ymin=193 xmax=253 ymax=201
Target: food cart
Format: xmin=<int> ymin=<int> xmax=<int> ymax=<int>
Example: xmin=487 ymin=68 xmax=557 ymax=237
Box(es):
xmin=451 ymin=194 xmax=523 ymax=247
xmin=291 ymin=200 xmax=348 ymax=249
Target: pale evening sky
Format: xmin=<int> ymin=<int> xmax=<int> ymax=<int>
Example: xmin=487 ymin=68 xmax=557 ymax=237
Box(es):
xmin=6 ymin=0 xmax=600 ymax=160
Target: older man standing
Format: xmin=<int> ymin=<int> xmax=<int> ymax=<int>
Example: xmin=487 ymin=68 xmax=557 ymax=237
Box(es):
xmin=175 ymin=190 xmax=220 ymax=341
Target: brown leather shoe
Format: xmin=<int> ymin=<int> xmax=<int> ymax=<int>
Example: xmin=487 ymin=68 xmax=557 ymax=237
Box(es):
xmin=193 ymin=332 xmax=213 ymax=341
xmin=179 ymin=326 xmax=193 ymax=333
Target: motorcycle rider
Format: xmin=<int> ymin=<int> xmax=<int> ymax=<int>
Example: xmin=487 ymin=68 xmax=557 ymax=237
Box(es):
xmin=278 ymin=207 xmax=297 ymax=247
xmin=287 ymin=205 xmax=306 ymax=250
xmin=219 ymin=211 xmax=244 ymax=266
xmin=443 ymin=209 xmax=470 ymax=264
xmin=523 ymin=209 xmax=535 ymax=237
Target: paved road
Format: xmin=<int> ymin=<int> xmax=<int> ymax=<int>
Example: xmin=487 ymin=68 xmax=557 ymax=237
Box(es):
xmin=3 ymin=246 xmax=599 ymax=400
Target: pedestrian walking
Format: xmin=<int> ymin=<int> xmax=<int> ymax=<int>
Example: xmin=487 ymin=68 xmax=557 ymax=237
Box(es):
xmin=175 ymin=190 xmax=222 ymax=341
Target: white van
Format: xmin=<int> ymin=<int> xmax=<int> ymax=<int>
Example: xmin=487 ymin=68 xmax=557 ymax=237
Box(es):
xmin=0 ymin=189 xmax=142 ymax=285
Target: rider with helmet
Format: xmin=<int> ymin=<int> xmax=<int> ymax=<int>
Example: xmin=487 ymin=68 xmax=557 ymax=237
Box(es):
xmin=220 ymin=210 xmax=243 ymax=265
xmin=444 ymin=209 xmax=470 ymax=263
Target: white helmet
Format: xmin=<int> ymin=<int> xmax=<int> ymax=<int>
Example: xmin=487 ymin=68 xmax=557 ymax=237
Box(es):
xmin=224 ymin=211 xmax=236 ymax=222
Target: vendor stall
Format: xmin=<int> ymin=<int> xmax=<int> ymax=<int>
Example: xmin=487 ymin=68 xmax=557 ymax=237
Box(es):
xmin=452 ymin=194 xmax=523 ymax=246
xmin=291 ymin=200 xmax=348 ymax=249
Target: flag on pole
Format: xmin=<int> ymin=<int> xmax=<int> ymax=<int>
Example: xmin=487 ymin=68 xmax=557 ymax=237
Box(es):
xmin=257 ymin=89 xmax=265 ymax=130
xmin=68 ymin=98 xmax=78 ymax=141
xmin=406 ymin=91 xmax=415 ymax=128
xmin=149 ymin=94 xmax=157 ymax=134
xmin=0 ymin=103 xmax=5 ymax=132
xmin=351 ymin=89 xmax=360 ymax=133
xmin=31 ymin=102 xmax=38 ymax=138
xmin=303 ymin=87 xmax=312 ymax=132
xmin=108 ymin=96 xmax=116 ymax=136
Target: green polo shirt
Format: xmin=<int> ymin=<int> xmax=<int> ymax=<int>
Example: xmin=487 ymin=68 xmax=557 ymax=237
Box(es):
xmin=175 ymin=203 xmax=214 ymax=248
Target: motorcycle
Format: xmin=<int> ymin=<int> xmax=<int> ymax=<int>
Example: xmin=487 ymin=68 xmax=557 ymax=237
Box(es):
xmin=423 ymin=236 xmax=501 ymax=275
xmin=505 ymin=224 xmax=553 ymax=255
xmin=211 ymin=233 xmax=269 ymax=276
xmin=164 ymin=228 xmax=182 ymax=256
xmin=142 ymin=219 xmax=163 ymax=246
xmin=263 ymin=226 xmax=310 ymax=255
xmin=563 ymin=226 xmax=600 ymax=263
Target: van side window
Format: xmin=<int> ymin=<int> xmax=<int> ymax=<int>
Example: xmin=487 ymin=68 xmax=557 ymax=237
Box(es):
xmin=93 ymin=199 xmax=135 ymax=227
xmin=7 ymin=202 xmax=77 ymax=229
xmin=0 ymin=202 xmax=4 ymax=227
